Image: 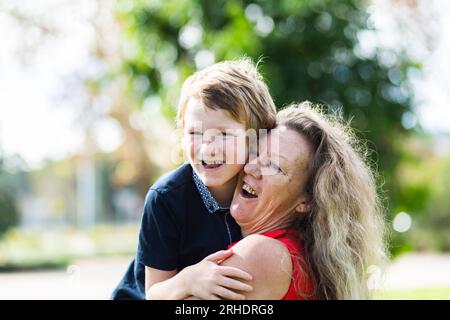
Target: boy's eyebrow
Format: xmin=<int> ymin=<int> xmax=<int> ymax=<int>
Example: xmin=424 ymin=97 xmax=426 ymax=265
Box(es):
xmin=186 ymin=126 xmax=245 ymax=135
xmin=208 ymin=126 xmax=245 ymax=132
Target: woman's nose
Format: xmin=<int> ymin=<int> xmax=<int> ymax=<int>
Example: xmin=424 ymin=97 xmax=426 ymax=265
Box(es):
xmin=244 ymin=157 xmax=261 ymax=179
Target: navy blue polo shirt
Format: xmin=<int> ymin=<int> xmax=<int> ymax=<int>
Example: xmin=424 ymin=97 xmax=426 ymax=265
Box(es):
xmin=111 ymin=163 xmax=242 ymax=300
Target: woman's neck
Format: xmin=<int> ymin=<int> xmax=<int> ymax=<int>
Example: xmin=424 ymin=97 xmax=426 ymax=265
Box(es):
xmin=241 ymin=218 xmax=293 ymax=237
xmin=208 ymin=175 xmax=238 ymax=208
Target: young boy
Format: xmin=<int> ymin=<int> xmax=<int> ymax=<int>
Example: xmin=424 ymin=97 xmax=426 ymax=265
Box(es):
xmin=111 ymin=58 xmax=276 ymax=300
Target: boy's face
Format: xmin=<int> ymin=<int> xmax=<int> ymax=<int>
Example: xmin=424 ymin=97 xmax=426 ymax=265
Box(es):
xmin=183 ymin=97 xmax=247 ymax=188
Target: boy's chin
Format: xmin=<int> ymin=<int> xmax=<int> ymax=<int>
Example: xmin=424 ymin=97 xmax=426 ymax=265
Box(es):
xmin=200 ymin=175 xmax=229 ymax=188
xmin=195 ymin=168 xmax=231 ymax=185
xmin=193 ymin=163 xmax=243 ymax=186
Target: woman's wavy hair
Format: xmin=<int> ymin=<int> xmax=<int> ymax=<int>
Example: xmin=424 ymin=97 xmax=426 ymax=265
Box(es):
xmin=277 ymin=101 xmax=388 ymax=300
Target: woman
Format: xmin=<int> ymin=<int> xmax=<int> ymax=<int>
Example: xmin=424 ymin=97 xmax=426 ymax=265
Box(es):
xmin=218 ymin=101 xmax=387 ymax=299
xmin=148 ymin=101 xmax=387 ymax=300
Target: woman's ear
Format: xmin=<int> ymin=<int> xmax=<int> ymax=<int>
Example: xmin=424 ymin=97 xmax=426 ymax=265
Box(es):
xmin=295 ymin=201 xmax=311 ymax=214
xmin=295 ymin=193 xmax=311 ymax=214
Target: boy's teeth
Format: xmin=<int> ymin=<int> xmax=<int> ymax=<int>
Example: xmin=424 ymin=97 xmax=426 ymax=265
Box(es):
xmin=204 ymin=160 xmax=223 ymax=165
xmin=242 ymin=183 xmax=256 ymax=196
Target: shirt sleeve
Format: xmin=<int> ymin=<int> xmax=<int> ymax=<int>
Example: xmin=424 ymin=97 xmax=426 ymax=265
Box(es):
xmin=136 ymin=188 xmax=180 ymax=271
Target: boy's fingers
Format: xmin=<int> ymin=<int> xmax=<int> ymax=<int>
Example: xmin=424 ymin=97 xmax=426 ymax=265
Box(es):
xmin=219 ymin=266 xmax=253 ymax=281
xmin=205 ymin=249 xmax=233 ymax=262
xmin=219 ymin=277 xmax=253 ymax=292
xmin=214 ymin=286 xmax=246 ymax=300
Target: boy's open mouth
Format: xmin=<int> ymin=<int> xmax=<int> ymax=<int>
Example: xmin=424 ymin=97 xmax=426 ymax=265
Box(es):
xmin=241 ymin=182 xmax=258 ymax=199
xmin=202 ymin=160 xmax=224 ymax=170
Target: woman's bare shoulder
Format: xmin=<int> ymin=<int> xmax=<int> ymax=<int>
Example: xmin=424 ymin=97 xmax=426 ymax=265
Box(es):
xmin=221 ymin=234 xmax=293 ymax=299
xmin=232 ymin=234 xmax=290 ymax=255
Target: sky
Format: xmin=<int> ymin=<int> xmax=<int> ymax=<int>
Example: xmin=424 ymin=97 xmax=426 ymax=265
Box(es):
xmin=370 ymin=0 xmax=450 ymax=134
xmin=0 ymin=0 xmax=94 ymax=168
xmin=0 ymin=0 xmax=449 ymax=169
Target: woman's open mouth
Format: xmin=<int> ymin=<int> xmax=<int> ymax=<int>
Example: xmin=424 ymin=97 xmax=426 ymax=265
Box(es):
xmin=202 ymin=160 xmax=224 ymax=170
xmin=240 ymin=182 xmax=258 ymax=199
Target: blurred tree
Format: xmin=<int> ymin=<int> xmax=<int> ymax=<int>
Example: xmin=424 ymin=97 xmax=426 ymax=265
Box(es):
xmin=81 ymin=1 xmax=157 ymax=199
xmin=0 ymin=157 xmax=19 ymax=236
xmin=0 ymin=1 xmax=162 ymax=227
xmin=114 ymin=0 xmax=422 ymax=233
xmin=399 ymin=140 xmax=450 ymax=253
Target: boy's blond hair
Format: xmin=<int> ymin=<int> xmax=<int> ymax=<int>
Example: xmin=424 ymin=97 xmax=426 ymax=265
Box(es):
xmin=176 ymin=58 xmax=277 ymax=131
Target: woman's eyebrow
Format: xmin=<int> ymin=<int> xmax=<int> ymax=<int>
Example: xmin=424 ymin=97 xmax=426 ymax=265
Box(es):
xmin=269 ymin=153 xmax=288 ymax=163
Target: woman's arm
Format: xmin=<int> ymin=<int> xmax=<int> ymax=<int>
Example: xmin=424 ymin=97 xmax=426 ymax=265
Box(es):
xmin=145 ymin=249 xmax=254 ymax=300
xmin=218 ymin=234 xmax=293 ymax=300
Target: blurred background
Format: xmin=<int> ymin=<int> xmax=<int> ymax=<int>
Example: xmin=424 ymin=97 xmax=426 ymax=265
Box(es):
xmin=0 ymin=0 xmax=449 ymax=299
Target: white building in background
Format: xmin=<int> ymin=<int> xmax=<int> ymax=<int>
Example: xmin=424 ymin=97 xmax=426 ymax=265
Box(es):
xmin=17 ymin=154 xmax=143 ymax=230
xmin=76 ymin=156 xmax=97 ymax=228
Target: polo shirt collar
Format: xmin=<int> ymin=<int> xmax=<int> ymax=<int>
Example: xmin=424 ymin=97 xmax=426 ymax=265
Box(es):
xmin=192 ymin=171 xmax=229 ymax=214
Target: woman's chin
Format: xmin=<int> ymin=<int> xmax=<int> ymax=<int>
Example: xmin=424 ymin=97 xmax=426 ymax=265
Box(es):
xmin=230 ymin=201 xmax=254 ymax=222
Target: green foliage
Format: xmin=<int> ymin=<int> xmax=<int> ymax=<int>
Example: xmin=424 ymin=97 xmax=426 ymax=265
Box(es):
xmin=403 ymin=154 xmax=450 ymax=253
xmin=115 ymin=0 xmax=424 ymax=253
xmin=375 ymin=287 xmax=450 ymax=300
xmin=0 ymin=192 xmax=17 ymax=236
xmin=0 ymin=158 xmax=19 ymax=236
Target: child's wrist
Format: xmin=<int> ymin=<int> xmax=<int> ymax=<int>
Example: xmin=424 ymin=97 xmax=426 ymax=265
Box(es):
xmin=179 ymin=265 xmax=194 ymax=296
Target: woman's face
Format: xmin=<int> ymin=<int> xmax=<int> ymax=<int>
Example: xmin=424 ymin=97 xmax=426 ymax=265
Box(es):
xmin=230 ymin=126 xmax=313 ymax=234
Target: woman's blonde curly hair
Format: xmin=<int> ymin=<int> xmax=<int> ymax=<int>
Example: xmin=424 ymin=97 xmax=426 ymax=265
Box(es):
xmin=277 ymin=101 xmax=388 ymax=300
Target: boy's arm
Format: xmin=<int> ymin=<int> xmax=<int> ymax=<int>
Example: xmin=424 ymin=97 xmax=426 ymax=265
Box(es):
xmin=145 ymin=249 xmax=254 ymax=300
xmin=145 ymin=267 xmax=184 ymax=300
xmin=138 ymin=188 xmax=181 ymax=299
xmin=139 ymin=189 xmax=252 ymax=300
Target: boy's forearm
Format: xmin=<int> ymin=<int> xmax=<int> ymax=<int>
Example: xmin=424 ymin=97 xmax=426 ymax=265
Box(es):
xmin=146 ymin=269 xmax=191 ymax=300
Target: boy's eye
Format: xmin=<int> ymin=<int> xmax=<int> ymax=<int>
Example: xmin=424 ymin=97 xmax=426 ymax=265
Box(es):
xmin=220 ymin=132 xmax=234 ymax=138
xmin=189 ymin=131 xmax=203 ymax=136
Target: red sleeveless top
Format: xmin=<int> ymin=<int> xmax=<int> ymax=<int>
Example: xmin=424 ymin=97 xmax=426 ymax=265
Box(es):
xmin=227 ymin=229 xmax=315 ymax=300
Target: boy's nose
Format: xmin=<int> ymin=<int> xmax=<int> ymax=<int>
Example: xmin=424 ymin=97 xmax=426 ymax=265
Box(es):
xmin=243 ymin=158 xmax=261 ymax=179
xmin=200 ymin=139 xmax=217 ymax=158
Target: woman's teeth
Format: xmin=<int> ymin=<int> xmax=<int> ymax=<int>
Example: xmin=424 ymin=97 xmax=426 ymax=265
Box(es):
xmin=242 ymin=182 xmax=257 ymax=198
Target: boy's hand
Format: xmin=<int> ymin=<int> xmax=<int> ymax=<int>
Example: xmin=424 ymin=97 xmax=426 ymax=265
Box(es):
xmin=183 ymin=249 xmax=253 ymax=300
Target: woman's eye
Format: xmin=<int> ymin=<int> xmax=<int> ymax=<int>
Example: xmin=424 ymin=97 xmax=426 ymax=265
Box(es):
xmin=189 ymin=131 xmax=203 ymax=136
xmin=271 ymin=162 xmax=283 ymax=173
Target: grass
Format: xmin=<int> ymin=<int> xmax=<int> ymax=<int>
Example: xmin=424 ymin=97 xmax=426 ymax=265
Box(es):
xmin=375 ymin=287 xmax=450 ymax=300
xmin=0 ymin=258 xmax=69 ymax=272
